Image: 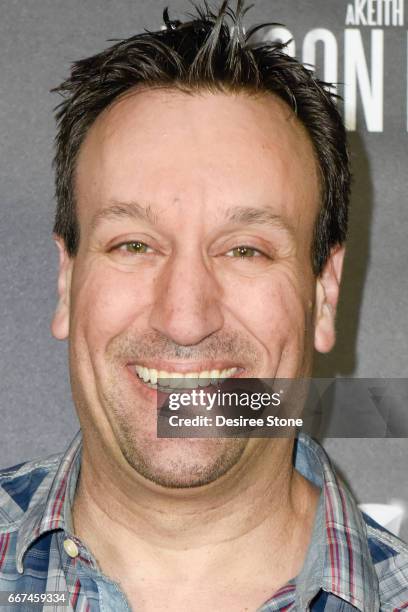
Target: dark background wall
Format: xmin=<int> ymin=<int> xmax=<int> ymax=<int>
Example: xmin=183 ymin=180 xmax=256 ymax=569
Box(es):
xmin=0 ymin=0 xmax=407 ymax=539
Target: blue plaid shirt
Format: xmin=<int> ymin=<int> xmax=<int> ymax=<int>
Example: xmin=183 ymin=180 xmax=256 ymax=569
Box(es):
xmin=0 ymin=433 xmax=407 ymax=611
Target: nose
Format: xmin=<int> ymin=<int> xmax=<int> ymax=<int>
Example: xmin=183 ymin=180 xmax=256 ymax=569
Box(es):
xmin=148 ymin=251 xmax=224 ymax=346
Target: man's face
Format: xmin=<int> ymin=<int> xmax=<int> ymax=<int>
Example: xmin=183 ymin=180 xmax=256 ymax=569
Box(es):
xmin=52 ymin=89 xmax=341 ymax=487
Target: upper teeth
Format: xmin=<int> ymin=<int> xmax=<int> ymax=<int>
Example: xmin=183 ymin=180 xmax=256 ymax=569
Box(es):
xmin=134 ymin=366 xmax=239 ymax=388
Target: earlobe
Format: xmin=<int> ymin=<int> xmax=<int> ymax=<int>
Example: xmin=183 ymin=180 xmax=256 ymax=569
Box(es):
xmin=51 ymin=237 xmax=73 ymax=340
xmin=314 ymin=246 xmax=345 ymax=354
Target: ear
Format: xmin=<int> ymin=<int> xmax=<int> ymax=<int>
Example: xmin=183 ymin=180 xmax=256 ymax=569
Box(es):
xmin=51 ymin=236 xmax=73 ymax=340
xmin=314 ymin=245 xmax=346 ymax=353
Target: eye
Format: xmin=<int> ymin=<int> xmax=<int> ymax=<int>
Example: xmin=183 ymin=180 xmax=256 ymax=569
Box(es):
xmin=114 ymin=241 xmax=152 ymax=254
xmin=226 ymin=246 xmax=262 ymax=258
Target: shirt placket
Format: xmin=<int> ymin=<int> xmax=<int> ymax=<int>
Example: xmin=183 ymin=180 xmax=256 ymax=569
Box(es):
xmin=58 ymin=530 xmax=131 ymax=612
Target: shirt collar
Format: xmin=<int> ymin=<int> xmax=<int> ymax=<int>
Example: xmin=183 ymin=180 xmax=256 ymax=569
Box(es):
xmin=16 ymin=432 xmax=380 ymax=611
xmin=293 ymin=434 xmax=379 ymax=611
xmin=16 ymin=431 xmax=82 ymax=573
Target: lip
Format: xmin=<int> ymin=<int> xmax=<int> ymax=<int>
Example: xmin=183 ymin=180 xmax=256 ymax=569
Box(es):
xmin=125 ymin=362 xmax=247 ymax=404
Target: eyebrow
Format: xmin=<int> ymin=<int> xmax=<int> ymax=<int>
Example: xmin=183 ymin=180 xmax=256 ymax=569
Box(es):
xmin=90 ymin=201 xmax=295 ymax=239
xmin=90 ymin=201 xmax=157 ymax=230
xmin=223 ymin=206 xmax=296 ymax=239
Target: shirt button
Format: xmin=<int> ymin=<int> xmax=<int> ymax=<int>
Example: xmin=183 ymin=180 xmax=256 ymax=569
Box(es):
xmin=63 ymin=538 xmax=79 ymax=558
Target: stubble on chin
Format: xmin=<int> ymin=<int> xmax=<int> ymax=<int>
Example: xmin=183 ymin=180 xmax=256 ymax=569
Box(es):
xmin=114 ymin=412 xmax=248 ymax=488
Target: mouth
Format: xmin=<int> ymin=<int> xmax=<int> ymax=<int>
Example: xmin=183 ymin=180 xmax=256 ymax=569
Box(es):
xmin=130 ymin=364 xmax=243 ymax=392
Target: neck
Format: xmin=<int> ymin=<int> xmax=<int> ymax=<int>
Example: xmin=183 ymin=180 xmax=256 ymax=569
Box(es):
xmin=72 ymin=433 xmax=320 ymax=597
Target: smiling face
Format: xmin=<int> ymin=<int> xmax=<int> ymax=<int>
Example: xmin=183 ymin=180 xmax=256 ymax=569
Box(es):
xmin=52 ymin=88 xmax=343 ymax=488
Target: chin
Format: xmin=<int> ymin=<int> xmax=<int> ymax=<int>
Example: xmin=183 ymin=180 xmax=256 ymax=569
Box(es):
xmin=119 ymin=434 xmax=247 ymax=489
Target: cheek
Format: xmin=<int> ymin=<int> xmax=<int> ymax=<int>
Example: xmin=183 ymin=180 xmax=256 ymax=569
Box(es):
xmin=221 ymin=268 xmax=313 ymax=350
xmin=70 ymin=265 xmax=153 ymax=344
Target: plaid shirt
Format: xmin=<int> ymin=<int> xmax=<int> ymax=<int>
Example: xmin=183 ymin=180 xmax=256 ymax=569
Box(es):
xmin=0 ymin=433 xmax=407 ymax=611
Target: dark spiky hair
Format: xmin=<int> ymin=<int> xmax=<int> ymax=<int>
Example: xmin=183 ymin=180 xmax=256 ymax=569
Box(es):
xmin=52 ymin=0 xmax=350 ymax=274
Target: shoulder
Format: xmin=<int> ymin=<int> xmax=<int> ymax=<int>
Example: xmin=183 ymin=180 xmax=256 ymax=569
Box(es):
xmin=362 ymin=512 xmax=408 ymax=609
xmin=0 ymin=453 xmax=62 ymax=530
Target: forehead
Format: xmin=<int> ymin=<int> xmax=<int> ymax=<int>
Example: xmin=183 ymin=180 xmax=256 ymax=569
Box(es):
xmin=74 ymin=87 xmax=320 ymax=230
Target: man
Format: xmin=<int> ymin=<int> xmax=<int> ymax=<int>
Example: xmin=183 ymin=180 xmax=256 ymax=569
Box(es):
xmin=0 ymin=2 xmax=407 ymax=610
